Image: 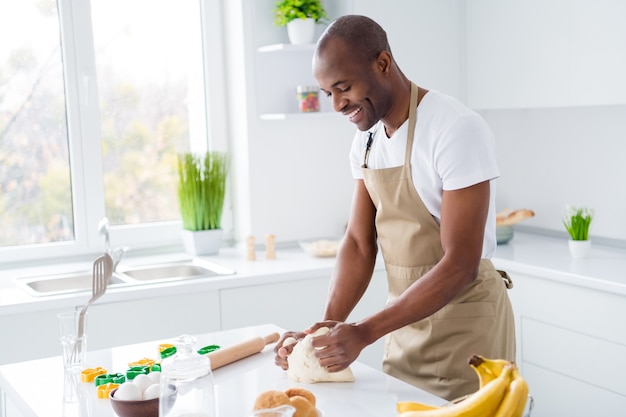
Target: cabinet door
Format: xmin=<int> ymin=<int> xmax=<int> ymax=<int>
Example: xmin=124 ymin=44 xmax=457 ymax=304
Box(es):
xmin=0 ymin=309 xmax=65 ymax=365
xmin=510 ymin=272 xmax=626 ymax=417
xmin=220 ymin=276 xmax=330 ymax=331
xmin=88 ymin=291 xmax=221 ymax=350
xmin=466 ymin=0 xmax=626 ymax=108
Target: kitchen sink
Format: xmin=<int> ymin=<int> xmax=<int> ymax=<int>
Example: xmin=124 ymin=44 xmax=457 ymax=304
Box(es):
xmin=16 ymin=272 xmax=127 ymax=297
xmin=119 ymin=260 xmax=234 ymax=283
xmin=14 ymin=259 xmax=235 ymax=296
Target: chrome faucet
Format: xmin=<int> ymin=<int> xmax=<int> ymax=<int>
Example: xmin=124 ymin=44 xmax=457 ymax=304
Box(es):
xmin=98 ymin=217 xmax=110 ymax=254
xmin=111 ymin=246 xmax=129 ymax=272
xmin=98 ymin=217 xmax=128 ymax=272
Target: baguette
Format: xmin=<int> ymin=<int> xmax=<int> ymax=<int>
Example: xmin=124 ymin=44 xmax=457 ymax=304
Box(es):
xmin=496 ymin=208 xmax=535 ymax=226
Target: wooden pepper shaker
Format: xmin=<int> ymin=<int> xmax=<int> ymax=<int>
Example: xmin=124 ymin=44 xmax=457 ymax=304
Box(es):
xmin=246 ymin=235 xmax=256 ymax=261
xmin=265 ymin=234 xmax=276 ymax=260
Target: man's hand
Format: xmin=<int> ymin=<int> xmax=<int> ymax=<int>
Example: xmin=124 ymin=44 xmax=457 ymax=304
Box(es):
xmin=306 ymin=321 xmax=369 ymax=373
xmin=273 ymin=331 xmax=306 ymax=370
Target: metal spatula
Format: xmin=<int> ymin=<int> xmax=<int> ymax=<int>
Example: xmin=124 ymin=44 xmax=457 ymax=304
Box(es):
xmin=72 ymin=253 xmax=113 ymax=360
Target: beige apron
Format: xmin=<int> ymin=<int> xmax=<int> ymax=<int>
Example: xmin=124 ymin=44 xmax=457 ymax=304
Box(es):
xmin=361 ymin=82 xmax=516 ymax=401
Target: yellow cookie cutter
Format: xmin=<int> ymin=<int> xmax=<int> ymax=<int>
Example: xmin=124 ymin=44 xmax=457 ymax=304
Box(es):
xmin=128 ymin=357 xmax=156 ymax=368
xmin=96 ymin=382 xmax=119 ymax=399
xmin=81 ymin=367 xmax=107 ymax=383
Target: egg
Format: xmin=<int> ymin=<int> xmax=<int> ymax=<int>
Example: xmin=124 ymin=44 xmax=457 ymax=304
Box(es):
xmin=132 ymin=374 xmax=153 ymax=394
xmin=148 ymin=371 xmax=161 ymax=384
xmin=114 ymin=381 xmax=142 ymax=401
xmin=143 ymin=383 xmax=160 ymax=400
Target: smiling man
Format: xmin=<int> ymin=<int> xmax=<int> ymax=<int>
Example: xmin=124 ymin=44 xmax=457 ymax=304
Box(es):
xmin=274 ymin=15 xmax=516 ymax=401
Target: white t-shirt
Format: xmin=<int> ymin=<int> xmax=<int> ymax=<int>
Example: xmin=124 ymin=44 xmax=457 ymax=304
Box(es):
xmin=349 ymin=90 xmax=499 ymax=258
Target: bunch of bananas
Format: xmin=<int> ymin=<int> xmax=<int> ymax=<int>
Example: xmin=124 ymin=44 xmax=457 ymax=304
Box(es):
xmin=396 ymin=355 xmax=529 ymax=417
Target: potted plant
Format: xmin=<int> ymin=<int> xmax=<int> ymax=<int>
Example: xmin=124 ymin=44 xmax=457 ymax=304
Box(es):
xmin=563 ymin=205 xmax=594 ymax=259
xmin=274 ymin=0 xmax=328 ymax=45
xmin=177 ymin=151 xmax=228 ymax=256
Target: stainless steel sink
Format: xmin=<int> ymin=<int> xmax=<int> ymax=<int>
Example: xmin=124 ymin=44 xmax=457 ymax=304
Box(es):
xmin=16 ymin=272 xmax=126 ymax=297
xmin=15 ymin=259 xmax=235 ymax=296
xmin=119 ymin=260 xmax=234 ymax=283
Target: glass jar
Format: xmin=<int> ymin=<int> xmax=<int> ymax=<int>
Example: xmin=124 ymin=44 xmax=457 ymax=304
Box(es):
xmin=159 ymin=335 xmax=216 ymax=417
xmin=296 ymin=86 xmax=320 ymax=112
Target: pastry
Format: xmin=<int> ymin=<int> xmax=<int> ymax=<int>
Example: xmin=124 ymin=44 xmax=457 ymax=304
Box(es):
xmin=284 ymin=387 xmax=316 ymax=407
xmin=253 ymin=390 xmax=290 ymax=410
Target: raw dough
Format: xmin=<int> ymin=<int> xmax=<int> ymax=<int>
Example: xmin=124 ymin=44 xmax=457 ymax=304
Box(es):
xmin=287 ymin=327 xmax=354 ymax=383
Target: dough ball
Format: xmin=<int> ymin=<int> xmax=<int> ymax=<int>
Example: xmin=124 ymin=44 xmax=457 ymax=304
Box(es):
xmin=287 ymin=327 xmax=354 ymax=383
xmin=284 ymin=387 xmax=316 ymax=407
xmin=253 ymin=390 xmax=290 ymax=410
xmin=289 ymin=395 xmax=316 ymax=417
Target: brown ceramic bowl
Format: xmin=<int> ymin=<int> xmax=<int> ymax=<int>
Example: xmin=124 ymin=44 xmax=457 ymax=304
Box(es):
xmin=109 ymin=388 xmax=158 ymax=417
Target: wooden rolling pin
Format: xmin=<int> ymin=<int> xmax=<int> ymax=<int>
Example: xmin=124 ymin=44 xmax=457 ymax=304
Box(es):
xmin=207 ymin=332 xmax=280 ymax=370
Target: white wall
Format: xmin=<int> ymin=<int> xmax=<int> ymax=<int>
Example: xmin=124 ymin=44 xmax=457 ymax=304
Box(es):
xmin=481 ymin=105 xmax=626 ymax=242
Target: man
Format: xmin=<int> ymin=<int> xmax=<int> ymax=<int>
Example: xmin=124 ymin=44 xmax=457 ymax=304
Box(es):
xmin=274 ymin=15 xmax=515 ymax=401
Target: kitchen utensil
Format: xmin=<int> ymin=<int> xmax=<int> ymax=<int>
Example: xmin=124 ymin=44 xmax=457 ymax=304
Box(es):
xmin=71 ymin=253 xmax=113 ymax=363
xmin=206 ymin=333 xmax=279 ymax=370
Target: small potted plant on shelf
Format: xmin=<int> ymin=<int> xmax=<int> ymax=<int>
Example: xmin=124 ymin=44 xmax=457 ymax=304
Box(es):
xmin=563 ymin=205 xmax=594 ymax=259
xmin=177 ymin=151 xmax=228 ymax=256
xmin=274 ymin=0 xmax=328 ymax=45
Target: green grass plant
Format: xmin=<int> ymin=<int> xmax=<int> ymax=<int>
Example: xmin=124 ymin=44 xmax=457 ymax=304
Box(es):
xmin=177 ymin=152 xmax=228 ymax=231
xmin=563 ymin=206 xmax=593 ymax=241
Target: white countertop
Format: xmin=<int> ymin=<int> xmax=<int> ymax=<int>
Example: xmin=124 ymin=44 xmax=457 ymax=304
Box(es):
xmin=0 ymin=247 xmax=357 ymax=316
xmin=0 ymin=324 xmax=445 ymax=417
xmin=492 ymin=231 xmax=626 ymax=295
xmin=2 ymin=231 xmax=625 ymax=318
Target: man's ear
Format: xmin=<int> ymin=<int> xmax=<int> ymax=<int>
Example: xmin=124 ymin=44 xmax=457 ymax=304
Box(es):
xmin=375 ymin=51 xmax=392 ymax=74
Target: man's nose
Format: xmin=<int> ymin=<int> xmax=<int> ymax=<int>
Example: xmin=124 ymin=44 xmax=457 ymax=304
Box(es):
xmin=332 ymin=94 xmax=347 ymax=113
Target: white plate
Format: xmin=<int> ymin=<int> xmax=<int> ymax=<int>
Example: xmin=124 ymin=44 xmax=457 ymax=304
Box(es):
xmin=299 ymin=238 xmax=342 ymax=258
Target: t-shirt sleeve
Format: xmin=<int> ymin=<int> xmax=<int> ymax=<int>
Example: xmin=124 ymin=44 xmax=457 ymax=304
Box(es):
xmin=435 ymin=113 xmax=500 ymax=191
xmin=349 ymin=131 xmax=366 ymax=179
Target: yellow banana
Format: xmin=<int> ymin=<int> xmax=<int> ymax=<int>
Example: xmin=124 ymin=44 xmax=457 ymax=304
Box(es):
xmin=397 ymin=401 xmax=439 ymax=412
xmin=493 ymin=367 xmax=529 ymax=417
xmin=468 ymin=355 xmax=511 ymax=388
xmin=397 ymin=364 xmax=513 ymax=417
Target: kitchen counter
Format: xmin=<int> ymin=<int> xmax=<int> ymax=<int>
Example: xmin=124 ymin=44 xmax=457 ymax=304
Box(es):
xmin=3 ymin=231 xmax=625 ymax=318
xmin=0 ymin=246 xmax=369 ymax=316
xmin=0 ymin=323 xmax=445 ymax=417
xmin=492 ymin=231 xmax=626 ymax=295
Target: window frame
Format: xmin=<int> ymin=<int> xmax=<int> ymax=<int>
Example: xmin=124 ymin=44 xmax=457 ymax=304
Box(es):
xmin=0 ymin=0 xmax=229 ymax=267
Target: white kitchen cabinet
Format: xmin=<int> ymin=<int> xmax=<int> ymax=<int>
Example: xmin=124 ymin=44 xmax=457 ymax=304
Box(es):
xmin=219 ymin=276 xmax=331 ymax=331
xmin=509 ymin=272 xmax=626 ymax=416
xmin=0 ymin=291 xmax=221 ymax=367
xmin=87 ymin=290 xmax=221 ymax=349
xmin=466 ymin=0 xmax=626 ymax=109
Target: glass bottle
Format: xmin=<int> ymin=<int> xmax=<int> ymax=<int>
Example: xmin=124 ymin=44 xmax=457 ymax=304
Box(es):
xmin=159 ymin=334 xmax=216 ymax=417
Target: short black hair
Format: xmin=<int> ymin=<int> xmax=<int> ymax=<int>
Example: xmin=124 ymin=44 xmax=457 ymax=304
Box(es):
xmin=317 ymin=15 xmax=391 ymax=64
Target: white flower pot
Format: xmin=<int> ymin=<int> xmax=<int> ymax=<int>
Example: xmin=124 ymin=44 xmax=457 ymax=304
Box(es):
xmin=181 ymin=229 xmax=222 ymax=256
xmin=568 ymin=239 xmax=591 ymax=259
xmin=287 ymin=18 xmax=316 ymax=45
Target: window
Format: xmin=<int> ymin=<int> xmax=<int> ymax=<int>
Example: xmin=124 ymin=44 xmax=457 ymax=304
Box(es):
xmin=0 ymin=0 xmax=227 ymax=265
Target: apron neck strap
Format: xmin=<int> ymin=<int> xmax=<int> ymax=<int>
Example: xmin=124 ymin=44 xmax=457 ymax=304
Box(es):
xmin=405 ymin=82 xmax=419 ymax=167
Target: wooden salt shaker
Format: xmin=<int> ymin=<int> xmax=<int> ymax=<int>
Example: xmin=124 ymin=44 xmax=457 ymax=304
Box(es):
xmin=265 ymin=234 xmax=276 ymax=260
xmin=246 ymin=235 xmax=256 ymax=261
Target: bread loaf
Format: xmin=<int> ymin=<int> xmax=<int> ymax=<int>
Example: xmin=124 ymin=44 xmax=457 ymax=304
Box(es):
xmin=496 ymin=208 xmax=535 ymax=226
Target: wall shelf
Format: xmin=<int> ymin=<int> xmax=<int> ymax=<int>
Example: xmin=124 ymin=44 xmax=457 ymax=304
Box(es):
xmin=257 ymin=43 xmax=316 ymax=53
xmin=259 ymin=111 xmax=336 ymax=120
